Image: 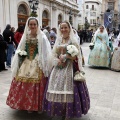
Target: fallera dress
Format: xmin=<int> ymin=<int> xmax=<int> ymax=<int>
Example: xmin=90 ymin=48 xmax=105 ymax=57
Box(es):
xmin=111 ymin=38 xmax=120 ymax=71
xmin=88 ymin=32 xmax=109 ymax=67
xmin=6 ymin=36 xmax=47 ymax=111
xmin=43 ymin=41 xmax=90 ymax=118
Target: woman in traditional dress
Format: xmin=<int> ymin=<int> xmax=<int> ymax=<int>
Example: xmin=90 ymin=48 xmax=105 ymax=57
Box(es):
xmin=111 ymin=33 xmax=120 ymax=71
xmin=88 ymin=25 xmax=110 ymax=67
xmin=43 ymin=21 xmax=90 ymax=120
xmin=6 ymin=17 xmax=52 ymax=112
xmin=73 ymin=29 xmax=85 ymax=66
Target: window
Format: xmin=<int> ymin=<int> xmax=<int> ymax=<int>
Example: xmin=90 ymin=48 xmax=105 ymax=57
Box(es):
xmin=108 ymin=2 xmax=114 ymax=10
xmin=86 ymin=5 xmax=89 ymax=9
xmin=90 ymin=12 xmax=96 ymax=16
xmin=92 ymin=5 xmax=94 ymax=10
xmin=18 ymin=4 xmax=28 ymax=15
xmin=93 ymin=19 xmax=96 ymax=24
xmin=90 ymin=19 xmax=92 ymax=24
xmin=58 ymin=14 xmax=62 ymax=25
xmin=42 ymin=10 xmax=48 ymax=19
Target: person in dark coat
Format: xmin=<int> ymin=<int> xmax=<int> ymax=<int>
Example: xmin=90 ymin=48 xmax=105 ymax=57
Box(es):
xmin=0 ymin=28 xmax=7 ymax=71
xmin=3 ymin=24 xmax=16 ymax=67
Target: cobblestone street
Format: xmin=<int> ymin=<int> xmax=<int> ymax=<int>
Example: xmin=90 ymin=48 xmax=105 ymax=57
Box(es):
xmin=0 ymin=43 xmax=120 ymax=120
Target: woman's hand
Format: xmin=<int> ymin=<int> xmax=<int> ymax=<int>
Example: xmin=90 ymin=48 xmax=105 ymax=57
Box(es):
xmin=59 ymin=54 xmax=66 ymax=62
xmin=115 ymin=47 xmax=118 ymax=50
xmin=57 ymin=59 xmax=66 ymax=68
xmin=107 ymin=46 xmax=110 ymax=51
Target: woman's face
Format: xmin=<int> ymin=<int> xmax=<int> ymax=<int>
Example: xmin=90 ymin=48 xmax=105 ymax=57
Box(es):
xmin=60 ymin=23 xmax=70 ymax=37
xmin=100 ymin=26 xmax=104 ymax=32
xmin=28 ymin=19 xmax=38 ymax=33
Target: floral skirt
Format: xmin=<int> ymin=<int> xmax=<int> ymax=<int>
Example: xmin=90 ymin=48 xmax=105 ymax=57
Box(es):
xmin=43 ymin=81 xmax=90 ymax=118
xmin=88 ymin=42 xmax=110 ymax=67
xmin=6 ymin=77 xmax=47 ymax=111
xmin=111 ymin=48 xmax=120 ymax=71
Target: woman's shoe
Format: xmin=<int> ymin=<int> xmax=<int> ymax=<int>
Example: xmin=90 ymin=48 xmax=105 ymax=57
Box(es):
xmin=37 ymin=111 xmax=43 ymax=114
xmin=27 ymin=111 xmax=33 ymax=113
xmin=3 ymin=68 xmax=8 ymax=71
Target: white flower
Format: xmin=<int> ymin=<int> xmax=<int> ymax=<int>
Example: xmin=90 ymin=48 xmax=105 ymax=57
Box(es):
xmin=89 ymin=43 xmax=94 ymax=46
xmin=67 ymin=45 xmax=78 ymax=57
xmin=16 ymin=49 xmax=21 ymax=54
xmin=16 ymin=49 xmax=27 ymax=56
xmin=21 ymin=50 xmax=27 ymax=55
xmin=67 ymin=45 xmax=73 ymax=51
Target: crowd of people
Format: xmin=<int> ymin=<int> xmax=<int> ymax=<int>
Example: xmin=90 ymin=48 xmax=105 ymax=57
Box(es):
xmin=0 ymin=16 xmax=120 ymax=120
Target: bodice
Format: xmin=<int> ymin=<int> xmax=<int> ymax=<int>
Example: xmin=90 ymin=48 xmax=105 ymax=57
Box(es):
xmin=25 ymin=37 xmax=38 ymax=60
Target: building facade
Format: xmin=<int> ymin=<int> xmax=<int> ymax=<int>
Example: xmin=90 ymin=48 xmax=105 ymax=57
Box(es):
xmin=77 ymin=0 xmax=85 ymax=28
xmin=0 ymin=0 xmax=79 ymax=32
xmin=101 ymin=0 xmax=119 ymax=29
xmin=84 ymin=0 xmax=102 ymax=29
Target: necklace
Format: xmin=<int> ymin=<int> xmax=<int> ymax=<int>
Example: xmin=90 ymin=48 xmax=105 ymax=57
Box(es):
xmin=30 ymin=34 xmax=37 ymax=38
xmin=62 ymin=36 xmax=69 ymax=44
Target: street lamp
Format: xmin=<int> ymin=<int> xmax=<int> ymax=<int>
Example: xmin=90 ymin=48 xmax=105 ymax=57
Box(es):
xmin=28 ymin=0 xmax=39 ymax=17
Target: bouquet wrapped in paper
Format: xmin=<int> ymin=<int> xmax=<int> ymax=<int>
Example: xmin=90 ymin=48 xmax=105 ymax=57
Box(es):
xmin=16 ymin=50 xmax=27 ymax=56
xmin=66 ymin=45 xmax=79 ymax=57
xmin=89 ymin=43 xmax=94 ymax=50
xmin=55 ymin=44 xmax=78 ymax=69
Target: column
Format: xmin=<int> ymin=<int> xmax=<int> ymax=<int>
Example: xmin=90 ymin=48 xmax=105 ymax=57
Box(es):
xmin=4 ymin=0 xmax=10 ymax=25
xmin=50 ymin=2 xmax=53 ymax=27
xmin=9 ymin=0 xmax=18 ymax=29
xmin=0 ymin=0 xmax=4 ymax=32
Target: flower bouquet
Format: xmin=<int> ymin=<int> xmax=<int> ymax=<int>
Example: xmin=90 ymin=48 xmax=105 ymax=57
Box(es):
xmin=66 ymin=45 xmax=79 ymax=57
xmin=16 ymin=50 xmax=27 ymax=67
xmin=89 ymin=43 xmax=94 ymax=50
xmin=56 ymin=44 xmax=79 ymax=69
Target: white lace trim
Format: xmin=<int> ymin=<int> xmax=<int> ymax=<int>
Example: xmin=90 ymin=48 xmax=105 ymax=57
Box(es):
xmin=46 ymin=93 xmax=74 ymax=103
xmin=47 ymin=90 xmax=73 ymax=94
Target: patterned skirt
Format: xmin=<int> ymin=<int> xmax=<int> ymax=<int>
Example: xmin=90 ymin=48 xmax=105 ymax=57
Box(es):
xmin=43 ymin=81 xmax=90 ymax=118
xmin=6 ymin=78 xmax=47 ymax=111
xmin=88 ymin=42 xmax=109 ymax=67
xmin=111 ymin=47 xmax=120 ymax=71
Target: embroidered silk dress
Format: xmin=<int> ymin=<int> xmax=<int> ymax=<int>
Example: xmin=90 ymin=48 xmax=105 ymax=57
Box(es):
xmin=43 ymin=41 xmax=90 ymax=118
xmin=88 ymin=32 xmax=109 ymax=67
xmin=111 ymin=38 xmax=120 ymax=71
xmin=6 ymin=36 xmax=47 ymax=111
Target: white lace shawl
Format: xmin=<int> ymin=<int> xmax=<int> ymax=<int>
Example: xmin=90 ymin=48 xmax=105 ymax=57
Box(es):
xmin=52 ymin=22 xmax=84 ymax=72
xmin=11 ymin=17 xmax=52 ymax=78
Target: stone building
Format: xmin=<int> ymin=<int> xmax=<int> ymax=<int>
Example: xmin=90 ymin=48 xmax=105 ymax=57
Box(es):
xmin=0 ymin=0 xmax=79 ymax=32
xmin=101 ymin=0 xmax=119 ymax=29
xmin=83 ymin=0 xmax=102 ymax=29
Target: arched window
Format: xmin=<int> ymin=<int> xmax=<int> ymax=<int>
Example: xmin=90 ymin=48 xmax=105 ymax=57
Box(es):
xmin=18 ymin=4 xmax=29 ymax=27
xmin=42 ymin=10 xmax=48 ymax=19
xmin=18 ymin=4 xmax=28 ymax=15
xmin=58 ymin=14 xmax=62 ymax=25
xmin=86 ymin=5 xmax=89 ymax=9
xmin=42 ymin=10 xmax=49 ymax=28
xmin=69 ymin=16 xmax=73 ymax=25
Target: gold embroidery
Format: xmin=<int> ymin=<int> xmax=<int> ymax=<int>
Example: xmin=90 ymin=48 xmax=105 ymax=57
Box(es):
xmin=16 ymin=69 xmax=44 ymax=83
